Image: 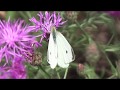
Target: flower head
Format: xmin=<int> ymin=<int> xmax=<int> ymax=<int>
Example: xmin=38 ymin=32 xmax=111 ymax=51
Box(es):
xmin=29 ymin=11 xmax=66 ymax=42
xmin=0 ymin=18 xmax=40 ymax=63
xmin=8 ymin=57 xmax=27 ymax=79
xmin=103 ymin=11 xmax=120 ymax=18
xmin=0 ymin=57 xmax=27 ymax=79
xmin=0 ymin=67 xmax=12 ymax=79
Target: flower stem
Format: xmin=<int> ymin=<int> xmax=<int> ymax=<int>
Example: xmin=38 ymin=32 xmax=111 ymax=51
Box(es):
xmin=107 ymin=34 xmax=115 ymax=45
xmin=75 ymin=20 xmax=92 ymax=44
xmin=26 ymin=11 xmax=32 ymax=19
xmin=39 ymin=65 xmax=51 ymax=78
xmin=107 ymin=74 xmax=117 ymax=79
xmin=57 ymin=72 xmax=61 ymax=79
xmin=97 ymin=44 xmax=117 ymax=76
xmin=19 ymin=11 xmax=28 ymax=19
xmin=55 ymin=68 xmax=61 ymax=79
xmin=63 ymin=67 xmax=69 ymax=79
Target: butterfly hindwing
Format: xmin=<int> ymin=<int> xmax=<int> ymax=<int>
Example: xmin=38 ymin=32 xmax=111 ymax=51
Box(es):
xmin=56 ymin=31 xmax=75 ymax=68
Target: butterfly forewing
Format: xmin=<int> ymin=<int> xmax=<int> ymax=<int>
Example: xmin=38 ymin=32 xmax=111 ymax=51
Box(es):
xmin=47 ymin=31 xmax=58 ymax=69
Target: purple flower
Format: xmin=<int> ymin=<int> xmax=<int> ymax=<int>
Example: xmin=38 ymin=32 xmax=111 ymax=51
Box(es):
xmin=8 ymin=57 xmax=27 ymax=79
xmin=0 ymin=57 xmax=27 ymax=79
xmin=29 ymin=11 xmax=66 ymax=43
xmin=0 ymin=18 xmax=40 ymax=63
xmin=0 ymin=67 xmax=12 ymax=79
xmin=103 ymin=11 xmax=120 ymax=18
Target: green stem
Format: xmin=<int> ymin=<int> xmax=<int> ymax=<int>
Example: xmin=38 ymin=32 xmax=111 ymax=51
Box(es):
xmin=26 ymin=11 xmax=32 ymax=19
xmin=63 ymin=67 xmax=69 ymax=79
xmin=115 ymin=61 xmax=120 ymax=78
xmin=18 ymin=11 xmax=28 ymax=19
xmin=107 ymin=74 xmax=117 ymax=79
xmin=75 ymin=20 xmax=92 ymax=44
xmin=107 ymin=34 xmax=115 ymax=45
xmin=39 ymin=65 xmax=51 ymax=78
xmin=97 ymin=44 xmax=117 ymax=76
xmin=57 ymin=72 xmax=61 ymax=79
xmin=55 ymin=68 xmax=61 ymax=79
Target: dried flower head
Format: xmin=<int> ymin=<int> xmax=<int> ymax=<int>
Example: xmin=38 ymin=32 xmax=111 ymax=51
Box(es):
xmin=0 ymin=11 xmax=6 ymax=20
xmin=25 ymin=51 xmax=42 ymax=66
xmin=65 ymin=11 xmax=79 ymax=21
xmin=85 ymin=42 xmax=100 ymax=66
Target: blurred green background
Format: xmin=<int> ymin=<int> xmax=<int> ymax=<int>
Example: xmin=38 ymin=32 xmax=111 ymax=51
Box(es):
xmin=1 ymin=11 xmax=120 ymax=79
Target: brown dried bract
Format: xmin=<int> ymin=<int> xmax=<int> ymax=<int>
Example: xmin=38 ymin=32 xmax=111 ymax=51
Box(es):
xmin=26 ymin=52 xmax=42 ymax=66
xmin=0 ymin=11 xmax=6 ymax=19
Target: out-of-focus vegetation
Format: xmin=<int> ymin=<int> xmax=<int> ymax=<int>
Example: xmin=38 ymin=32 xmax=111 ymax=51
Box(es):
xmin=1 ymin=11 xmax=120 ymax=79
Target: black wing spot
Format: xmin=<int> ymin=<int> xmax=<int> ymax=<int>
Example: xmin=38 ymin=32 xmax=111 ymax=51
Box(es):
xmin=66 ymin=50 xmax=68 ymax=54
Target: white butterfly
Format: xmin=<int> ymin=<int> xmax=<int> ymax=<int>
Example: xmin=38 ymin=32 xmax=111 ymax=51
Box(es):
xmin=47 ymin=27 xmax=75 ymax=69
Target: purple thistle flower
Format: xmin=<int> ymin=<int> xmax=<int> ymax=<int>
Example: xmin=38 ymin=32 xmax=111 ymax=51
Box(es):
xmin=0 ymin=67 xmax=12 ymax=79
xmin=0 ymin=18 xmax=40 ymax=63
xmin=8 ymin=57 xmax=27 ymax=79
xmin=29 ymin=11 xmax=66 ymax=43
xmin=0 ymin=57 xmax=27 ymax=79
xmin=103 ymin=11 xmax=120 ymax=18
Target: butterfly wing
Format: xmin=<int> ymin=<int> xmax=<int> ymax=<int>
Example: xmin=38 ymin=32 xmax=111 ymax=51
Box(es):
xmin=47 ymin=31 xmax=58 ymax=69
xmin=56 ymin=31 xmax=75 ymax=68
